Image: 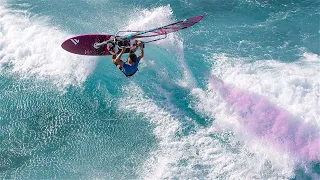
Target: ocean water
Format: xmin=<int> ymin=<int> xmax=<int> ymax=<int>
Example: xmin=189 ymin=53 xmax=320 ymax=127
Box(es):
xmin=0 ymin=0 xmax=319 ymax=179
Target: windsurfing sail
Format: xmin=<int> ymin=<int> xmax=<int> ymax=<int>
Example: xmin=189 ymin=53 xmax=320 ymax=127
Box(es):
xmin=77 ymin=14 xmax=206 ymax=52
xmin=122 ymin=14 xmax=206 ymax=40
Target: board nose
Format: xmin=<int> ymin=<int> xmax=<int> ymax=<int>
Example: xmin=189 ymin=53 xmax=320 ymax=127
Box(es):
xmin=61 ymin=38 xmax=84 ymax=55
xmin=61 ymin=39 xmax=74 ymax=53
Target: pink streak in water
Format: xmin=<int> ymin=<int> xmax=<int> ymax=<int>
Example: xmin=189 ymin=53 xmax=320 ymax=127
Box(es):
xmin=210 ymin=76 xmax=320 ymax=161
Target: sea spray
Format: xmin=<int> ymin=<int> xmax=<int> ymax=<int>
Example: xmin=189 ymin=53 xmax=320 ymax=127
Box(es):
xmin=210 ymin=76 xmax=320 ymax=161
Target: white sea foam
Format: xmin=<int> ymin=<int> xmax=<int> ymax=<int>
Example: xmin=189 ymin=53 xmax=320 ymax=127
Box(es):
xmin=0 ymin=5 xmax=98 ymax=89
xmin=119 ymin=52 xmax=320 ymax=179
xmin=125 ymin=5 xmax=176 ymax=46
xmin=205 ymin=53 xmax=320 ymax=124
xmin=118 ymin=83 xmax=182 ymax=179
xmin=191 ymin=53 xmax=320 ymax=176
xmin=119 ymin=82 xmax=296 ymax=179
xmin=302 ymin=52 xmax=320 ymax=62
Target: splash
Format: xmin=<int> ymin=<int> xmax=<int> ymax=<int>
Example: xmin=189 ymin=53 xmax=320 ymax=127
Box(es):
xmin=122 ymin=82 xmax=297 ymax=179
xmin=0 ymin=4 xmax=98 ymax=89
xmin=210 ymin=76 xmax=320 ymax=161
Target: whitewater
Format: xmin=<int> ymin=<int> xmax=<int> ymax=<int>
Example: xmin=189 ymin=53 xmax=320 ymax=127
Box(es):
xmin=0 ymin=0 xmax=319 ymax=179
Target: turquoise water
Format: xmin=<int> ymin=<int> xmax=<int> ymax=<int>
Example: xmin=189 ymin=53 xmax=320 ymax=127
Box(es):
xmin=0 ymin=0 xmax=319 ymax=179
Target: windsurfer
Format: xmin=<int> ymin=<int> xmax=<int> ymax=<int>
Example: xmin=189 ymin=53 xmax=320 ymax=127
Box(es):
xmin=112 ymin=40 xmax=144 ymax=77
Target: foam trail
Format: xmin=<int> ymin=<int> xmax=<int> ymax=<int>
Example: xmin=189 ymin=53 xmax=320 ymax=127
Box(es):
xmin=122 ymin=82 xmax=296 ymax=179
xmin=0 ymin=4 xmax=98 ymax=89
xmin=175 ymin=40 xmax=197 ymax=88
xmin=118 ymin=83 xmax=182 ymax=179
xmin=210 ymin=76 xmax=320 ymax=161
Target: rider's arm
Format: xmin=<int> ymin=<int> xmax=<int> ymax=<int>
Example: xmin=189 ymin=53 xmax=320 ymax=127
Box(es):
xmin=130 ymin=40 xmax=139 ymax=53
xmin=112 ymin=53 xmax=116 ymax=61
xmin=138 ymin=41 xmax=144 ymax=59
xmin=112 ymin=48 xmax=126 ymax=67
